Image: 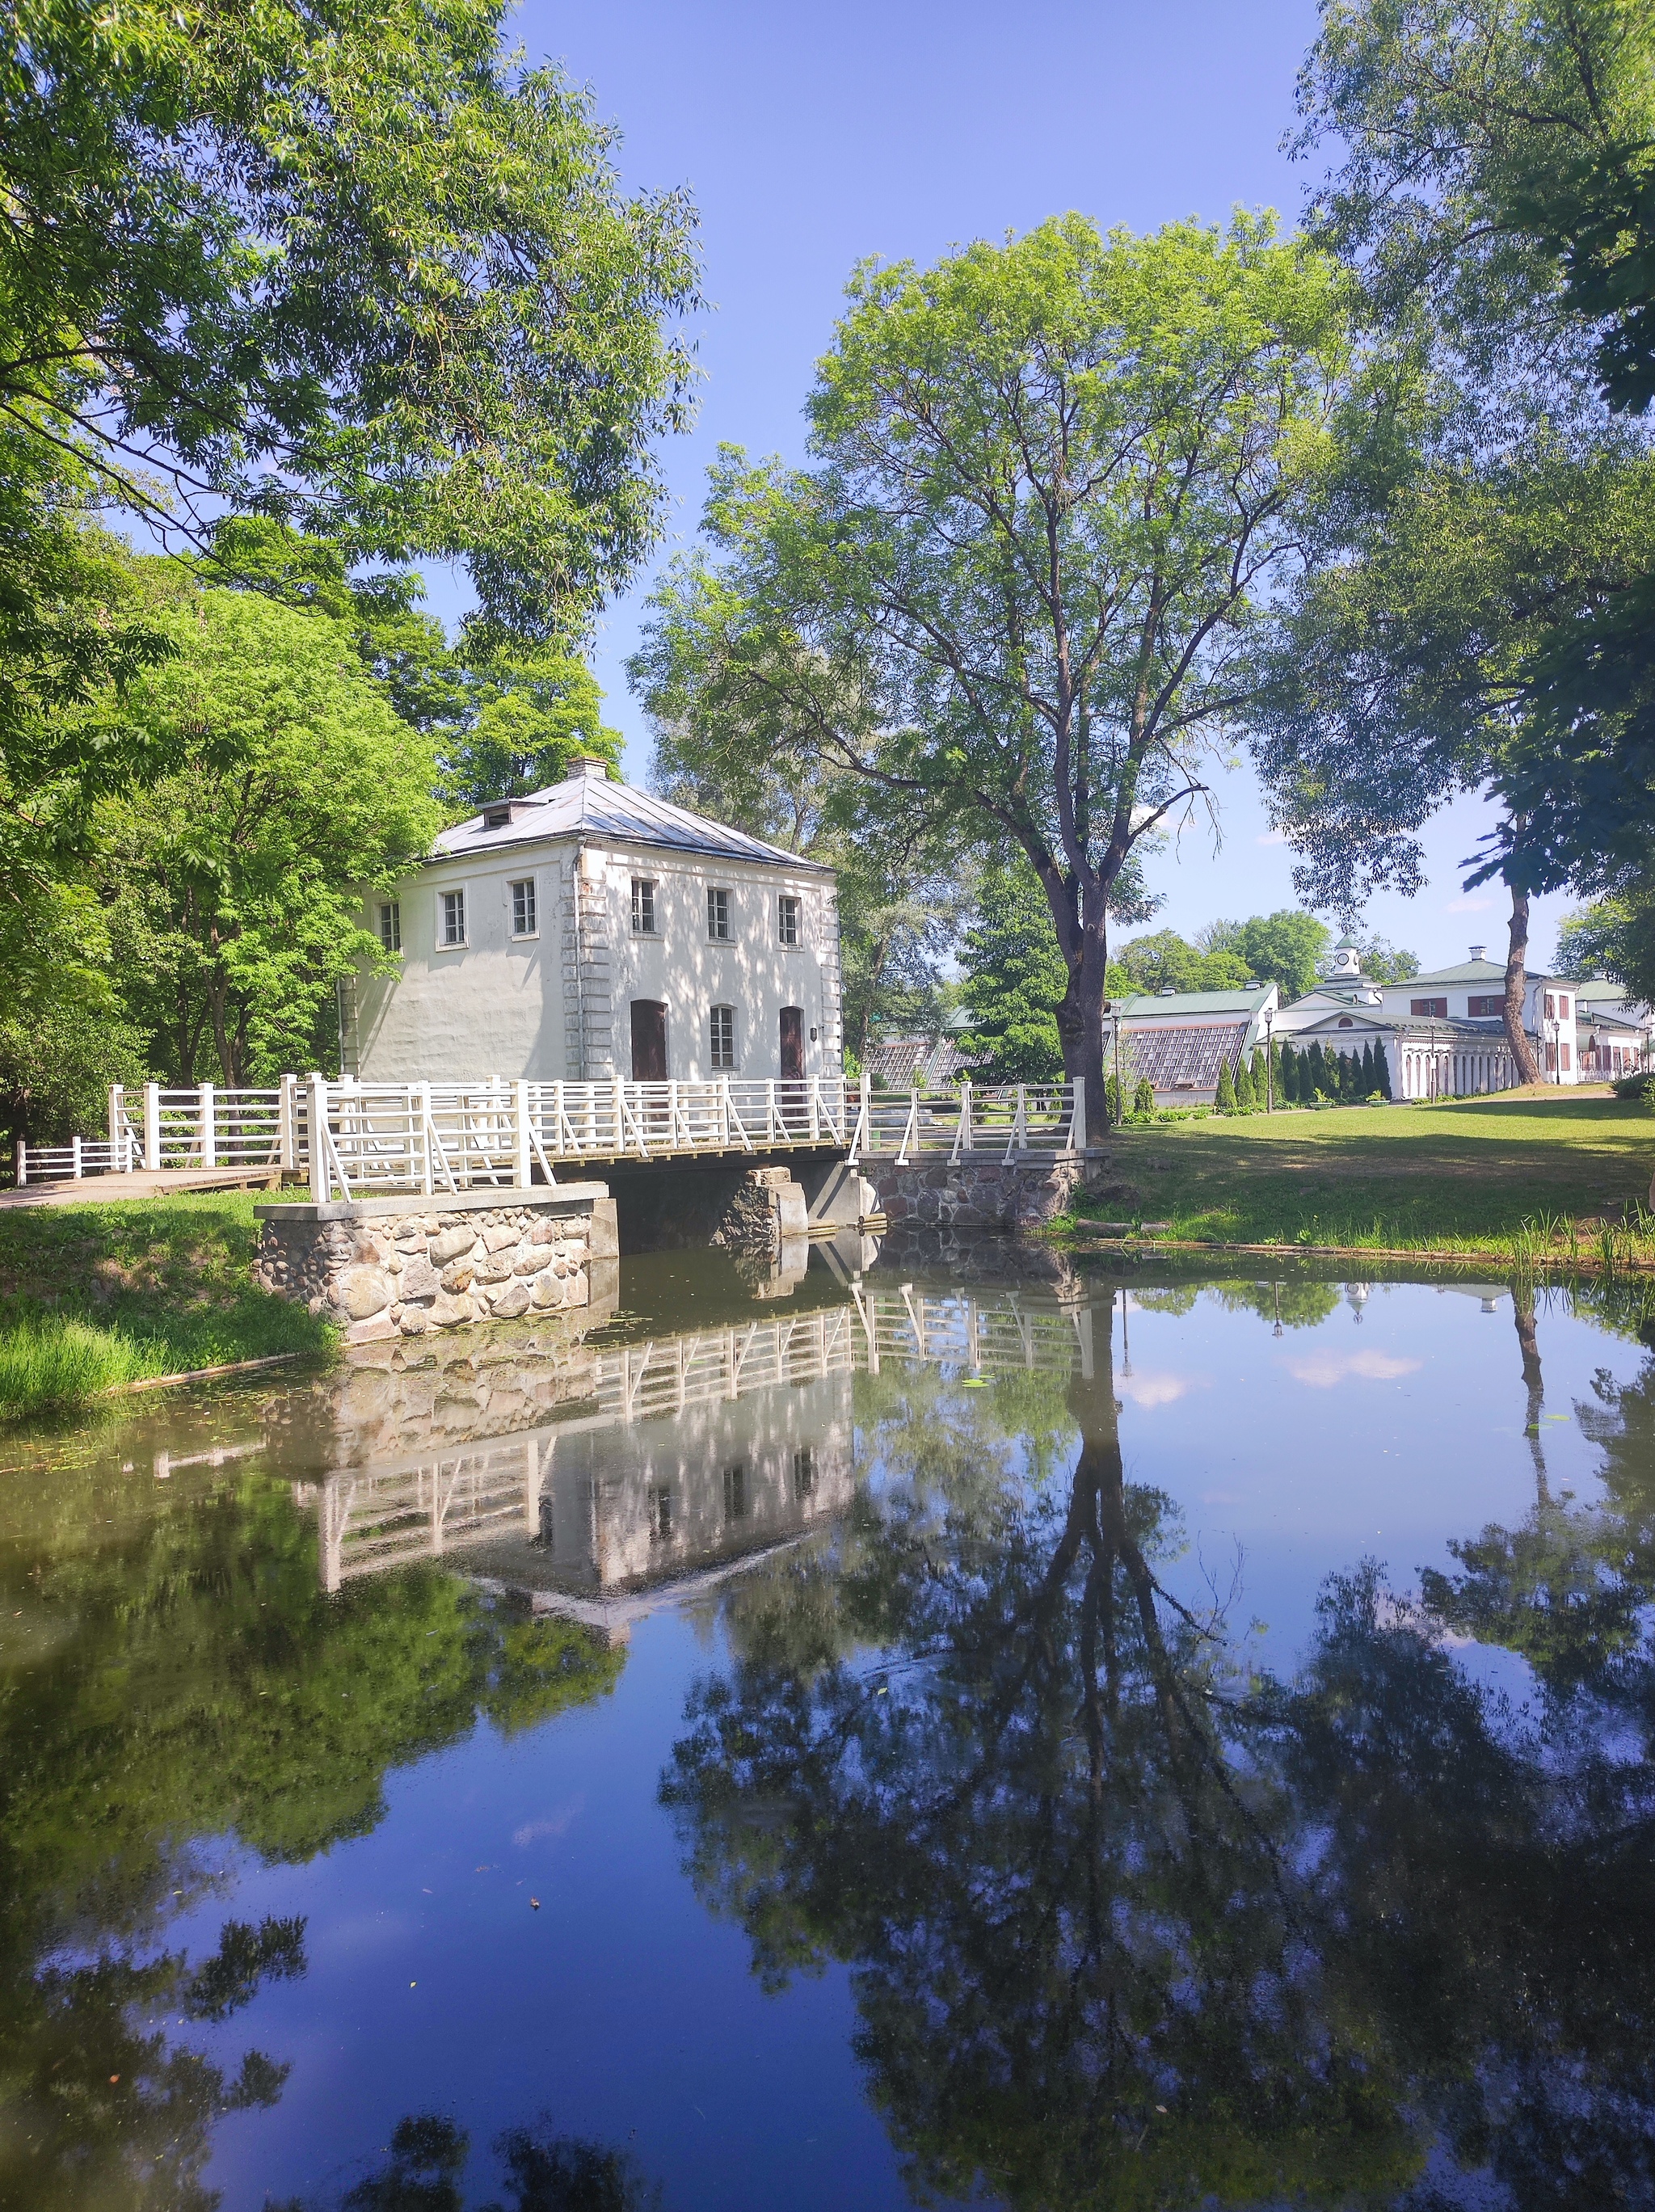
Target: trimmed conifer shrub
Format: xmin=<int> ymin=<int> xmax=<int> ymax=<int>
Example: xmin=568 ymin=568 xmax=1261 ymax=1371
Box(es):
xmin=1280 ymin=1043 xmax=1299 ymax=1102
xmin=1375 ymin=1043 xmax=1392 ymax=1098
xmin=1215 ymin=1058 xmax=1236 ymax=1112
xmin=1133 ymin=1075 xmax=1156 ymax=1115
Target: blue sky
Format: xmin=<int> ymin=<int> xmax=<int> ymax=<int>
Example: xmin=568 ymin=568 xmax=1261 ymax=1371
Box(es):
xmin=431 ymin=0 xmax=1573 ymax=974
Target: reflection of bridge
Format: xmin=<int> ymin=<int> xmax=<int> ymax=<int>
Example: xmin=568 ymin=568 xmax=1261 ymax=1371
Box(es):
xmin=301 ymin=1285 xmax=1090 ymax=1609
xmin=850 ymin=1283 xmax=1094 ymax=1381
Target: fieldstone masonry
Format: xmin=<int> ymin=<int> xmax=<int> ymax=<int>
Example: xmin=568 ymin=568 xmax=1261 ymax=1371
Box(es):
xmin=254 ymin=1183 xmax=616 ymax=1345
xmin=863 ymin=1152 xmax=1104 ymax=1235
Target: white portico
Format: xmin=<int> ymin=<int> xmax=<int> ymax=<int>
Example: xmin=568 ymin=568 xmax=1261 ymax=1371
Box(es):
xmin=347 ymin=758 xmax=842 ymax=1086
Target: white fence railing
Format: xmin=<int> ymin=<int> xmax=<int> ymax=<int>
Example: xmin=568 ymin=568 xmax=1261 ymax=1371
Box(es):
xmin=19 ymin=1072 xmax=1086 ymax=1194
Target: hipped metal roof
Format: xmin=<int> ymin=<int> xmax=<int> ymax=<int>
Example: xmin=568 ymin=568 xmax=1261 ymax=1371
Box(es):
xmin=431 ymin=770 xmax=834 ymax=873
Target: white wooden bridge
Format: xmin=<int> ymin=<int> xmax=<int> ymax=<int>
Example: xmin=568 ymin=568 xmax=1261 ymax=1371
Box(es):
xmin=20 ymin=1073 xmax=1087 ymax=1198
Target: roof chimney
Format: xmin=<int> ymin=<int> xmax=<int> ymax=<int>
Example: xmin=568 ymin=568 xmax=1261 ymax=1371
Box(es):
xmin=1469 ymin=943 xmax=1487 ymax=960
xmin=565 ymin=754 xmax=611 ymax=781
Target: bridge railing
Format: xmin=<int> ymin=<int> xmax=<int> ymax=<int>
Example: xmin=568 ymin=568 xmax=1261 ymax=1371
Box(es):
xmin=60 ymin=1072 xmax=1084 ymax=1199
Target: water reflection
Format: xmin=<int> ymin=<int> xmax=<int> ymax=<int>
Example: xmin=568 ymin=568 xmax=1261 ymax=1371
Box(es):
xmin=5 ymin=1257 xmax=1655 ymax=2208
xmin=663 ymin=1271 xmax=1655 ymax=2209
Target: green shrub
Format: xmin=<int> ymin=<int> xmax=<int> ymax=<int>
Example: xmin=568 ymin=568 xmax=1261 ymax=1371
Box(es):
xmin=1215 ymin=1060 xmax=1236 ymax=1113
xmin=1132 ymin=1076 xmax=1156 ymax=1115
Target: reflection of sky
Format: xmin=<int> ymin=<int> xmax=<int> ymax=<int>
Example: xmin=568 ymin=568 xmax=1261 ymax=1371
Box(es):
xmin=1113 ymin=1281 xmax=1644 ymax=1670
xmin=199 ymin=1613 xmax=929 ymax=2211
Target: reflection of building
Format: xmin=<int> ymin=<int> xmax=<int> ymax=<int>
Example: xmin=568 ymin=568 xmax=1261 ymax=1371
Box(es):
xmin=303 ymin=1309 xmax=859 ymax=1626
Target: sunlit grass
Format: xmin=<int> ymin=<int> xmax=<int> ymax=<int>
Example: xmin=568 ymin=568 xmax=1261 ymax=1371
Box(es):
xmin=0 ymin=1314 xmax=157 ymax=1418
xmin=1067 ymin=1089 xmax=1655 ymax=1268
xmin=0 ymin=1190 xmax=333 ymax=1422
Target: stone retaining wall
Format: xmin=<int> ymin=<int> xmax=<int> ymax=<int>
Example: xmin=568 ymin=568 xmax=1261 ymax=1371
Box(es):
xmin=862 ymin=1151 xmax=1105 ymax=1236
xmin=254 ymin=1183 xmax=615 ymax=1345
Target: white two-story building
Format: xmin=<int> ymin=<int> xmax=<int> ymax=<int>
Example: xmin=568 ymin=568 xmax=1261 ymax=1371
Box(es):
xmin=345 ymin=758 xmax=842 ymax=1085
xmin=1275 ymin=942 xmax=1580 ymax=1097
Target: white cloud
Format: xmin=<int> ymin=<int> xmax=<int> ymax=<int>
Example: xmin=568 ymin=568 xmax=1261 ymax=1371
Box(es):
xmin=1256 ymin=828 xmax=1289 ymax=847
xmin=1118 ymin=1371 xmax=1208 ymax=1409
xmin=513 ymin=1801 xmax=584 ymax=1848
xmin=1444 ymin=894 xmax=1495 ymax=913
xmin=1282 ymin=1349 xmax=1421 ymax=1388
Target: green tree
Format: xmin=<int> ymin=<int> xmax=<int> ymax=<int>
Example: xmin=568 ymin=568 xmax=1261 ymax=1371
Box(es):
xmin=630 ymin=216 xmax=1356 ymax=1100
xmin=1132 ymin=1074 xmax=1156 ymax=1116
xmin=1298 ymin=0 xmax=1655 ymax=416
xmin=1232 ymin=910 xmax=1329 ymax=1000
xmin=1267 ymin=2 xmax=1655 ymax=1083
xmin=1110 ymin=928 xmax=1255 ymax=996
xmin=102 ymin=584 xmax=443 ymax=1085
xmin=0 ymin=0 xmax=699 ymax=645
xmin=1215 ymin=1057 xmax=1237 ymax=1113
xmin=957 ymin=858 xmax=1068 ymax=1083
xmin=440 ymin=647 xmax=624 ymax=811
xmin=1351 ymin=931 xmax=1419 ymax=984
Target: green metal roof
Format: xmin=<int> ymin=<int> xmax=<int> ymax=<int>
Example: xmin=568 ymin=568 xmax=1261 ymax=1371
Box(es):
xmin=1392 ymin=958 xmax=1535 ymax=987
xmin=1114 ymin=984 xmax=1276 ymax=1019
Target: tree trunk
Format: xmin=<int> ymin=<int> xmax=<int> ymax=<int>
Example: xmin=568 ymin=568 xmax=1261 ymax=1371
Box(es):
xmin=1050 ymin=874 xmax=1110 ymax=1106
xmin=1503 ymin=887 xmax=1541 ymax=1085
xmin=1513 ymin=1287 xmax=1549 ymax=1507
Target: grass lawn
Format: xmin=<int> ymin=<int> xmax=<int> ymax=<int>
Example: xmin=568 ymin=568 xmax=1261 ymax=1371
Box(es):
xmin=0 ymin=1189 xmax=333 ymax=1418
xmin=1074 ymin=1086 xmax=1655 ymax=1262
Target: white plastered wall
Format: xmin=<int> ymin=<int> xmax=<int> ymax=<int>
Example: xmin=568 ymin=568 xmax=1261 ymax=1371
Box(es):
xmin=352 ymin=836 xmax=842 ymax=1085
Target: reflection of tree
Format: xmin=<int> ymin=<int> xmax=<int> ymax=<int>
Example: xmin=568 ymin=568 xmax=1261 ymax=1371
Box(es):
xmin=665 ymin=1301 xmax=1655 ymax=2207
xmin=272 ymin=2114 xmax=661 ymax=2211
xmin=0 ymin=1462 xmax=622 ymax=2210
xmin=1207 ymin=1279 xmax=1341 ymax=1329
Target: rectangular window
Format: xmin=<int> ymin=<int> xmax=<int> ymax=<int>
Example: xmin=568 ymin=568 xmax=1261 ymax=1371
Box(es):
xmin=1544 ymin=993 xmax=1556 ymax=1019
xmin=707 ymin=885 xmax=731 ymax=942
xmin=1467 ymin=994 xmax=1502 ymax=1017
xmin=777 ymin=894 xmax=800 ymax=947
xmin=1558 ymin=996 xmax=1570 ymax=1020
xmin=793 ymin=1447 xmax=815 ymax=1501
xmin=1545 ymin=1040 xmax=1558 ymax=1071
xmin=510 ymin=877 xmax=537 ymax=937
xmin=1561 ymin=1043 xmax=1572 ymax=1071
xmin=440 ymin=888 xmax=465 ymax=947
xmin=710 ymin=1004 xmax=736 ymax=1071
xmin=722 ymin=1463 xmax=747 ymax=1520
xmin=1409 ymin=996 xmax=1447 ymax=1018
xmin=631 ymin=878 xmax=657 ymax=935
xmin=377 ymin=900 xmax=402 ymax=953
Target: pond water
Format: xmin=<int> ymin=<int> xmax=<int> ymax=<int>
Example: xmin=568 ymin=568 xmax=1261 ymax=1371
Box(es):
xmin=4 ymin=1244 xmax=1655 ymax=2211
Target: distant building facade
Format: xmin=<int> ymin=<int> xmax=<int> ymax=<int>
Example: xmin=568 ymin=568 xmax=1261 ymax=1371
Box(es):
xmin=347 ymin=758 xmax=842 ymax=1085
xmin=1276 ymin=943 xmax=1581 ymax=1098
xmin=1111 ymin=984 xmax=1278 ymax=1105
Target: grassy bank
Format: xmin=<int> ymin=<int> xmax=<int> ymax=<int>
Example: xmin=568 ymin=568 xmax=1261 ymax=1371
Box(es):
xmin=1068 ymin=1087 xmax=1655 ymax=1265
xmin=0 ymin=1190 xmax=332 ymax=1418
